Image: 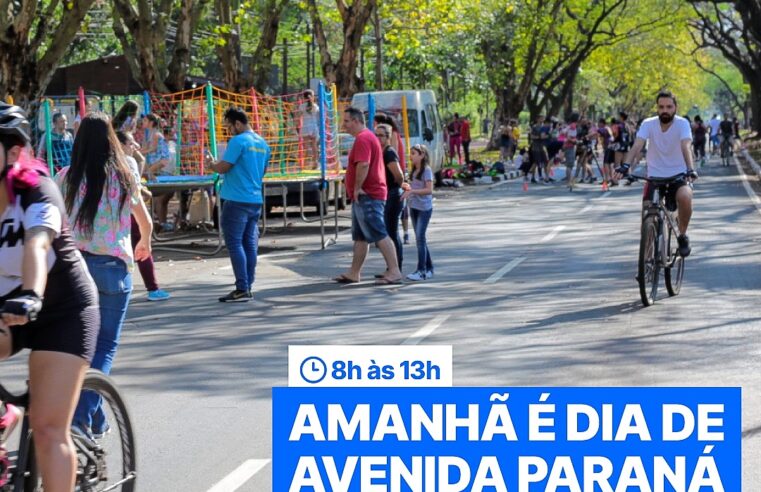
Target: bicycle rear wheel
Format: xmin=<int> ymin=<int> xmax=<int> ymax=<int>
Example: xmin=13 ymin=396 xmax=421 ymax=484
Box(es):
xmin=73 ymin=370 xmax=137 ymax=492
xmin=638 ymin=216 xmax=660 ymax=306
xmin=665 ymin=225 xmax=685 ymax=296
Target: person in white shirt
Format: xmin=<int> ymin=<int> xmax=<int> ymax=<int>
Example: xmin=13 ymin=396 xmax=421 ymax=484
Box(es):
xmin=615 ymin=91 xmax=698 ymax=257
xmin=708 ymin=113 xmax=721 ymax=153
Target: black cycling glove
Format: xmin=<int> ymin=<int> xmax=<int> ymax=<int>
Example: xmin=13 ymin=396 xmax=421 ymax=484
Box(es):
xmin=687 ymin=169 xmax=699 ymax=181
xmin=616 ymin=163 xmax=631 ymax=176
xmin=3 ymin=290 xmax=43 ymax=322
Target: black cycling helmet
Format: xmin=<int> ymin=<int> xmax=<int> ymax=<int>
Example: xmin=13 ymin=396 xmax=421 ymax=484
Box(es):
xmin=0 ymin=102 xmax=31 ymax=145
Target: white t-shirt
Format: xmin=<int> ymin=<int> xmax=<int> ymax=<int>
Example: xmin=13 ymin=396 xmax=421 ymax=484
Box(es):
xmin=636 ymin=115 xmax=692 ymax=178
xmin=708 ymin=117 xmax=721 ymax=136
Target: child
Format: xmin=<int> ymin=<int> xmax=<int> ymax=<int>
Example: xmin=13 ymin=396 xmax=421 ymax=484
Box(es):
xmin=402 ymin=144 xmax=434 ymax=281
xmin=516 ymin=148 xmax=531 ymax=182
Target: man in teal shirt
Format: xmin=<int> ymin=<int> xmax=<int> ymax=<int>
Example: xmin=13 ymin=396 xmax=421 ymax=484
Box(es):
xmin=207 ymin=107 xmax=269 ymax=302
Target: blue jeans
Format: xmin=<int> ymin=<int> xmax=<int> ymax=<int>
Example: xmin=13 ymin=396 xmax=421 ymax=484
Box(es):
xmin=74 ymin=254 xmax=132 ymax=432
xmin=221 ymin=200 xmax=262 ymax=292
xmin=410 ymin=208 xmax=433 ymax=273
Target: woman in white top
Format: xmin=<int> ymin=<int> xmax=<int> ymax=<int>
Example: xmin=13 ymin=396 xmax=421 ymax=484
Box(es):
xmin=299 ymin=90 xmax=320 ymax=169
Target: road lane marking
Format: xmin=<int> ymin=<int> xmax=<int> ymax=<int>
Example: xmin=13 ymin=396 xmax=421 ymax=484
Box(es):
xmin=207 ymin=459 xmax=270 ymax=492
xmin=540 ymin=225 xmax=566 ymax=243
xmin=403 ymin=314 xmax=450 ymax=345
xmin=484 ymin=257 xmax=527 ymax=285
xmin=594 ymin=191 xmax=612 ymax=200
xmin=578 ymin=204 xmax=594 ymax=214
xmin=735 ymin=156 xmax=761 ymax=216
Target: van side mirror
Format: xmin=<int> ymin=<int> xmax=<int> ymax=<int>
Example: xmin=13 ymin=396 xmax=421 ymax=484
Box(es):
xmin=423 ymin=128 xmax=434 ymax=142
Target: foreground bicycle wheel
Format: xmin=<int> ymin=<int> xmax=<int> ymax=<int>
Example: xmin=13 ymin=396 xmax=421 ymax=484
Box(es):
xmin=638 ymin=217 xmax=659 ymax=306
xmin=665 ymin=227 xmax=685 ymax=296
xmin=23 ymin=371 xmax=136 ymax=492
xmin=75 ymin=370 xmax=137 ymax=492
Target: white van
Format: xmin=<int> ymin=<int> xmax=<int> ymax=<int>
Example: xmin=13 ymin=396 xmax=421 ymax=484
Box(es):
xmin=350 ymin=90 xmax=447 ymax=173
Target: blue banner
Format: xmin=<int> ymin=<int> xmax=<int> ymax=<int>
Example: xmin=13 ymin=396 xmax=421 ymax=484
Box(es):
xmin=273 ymin=387 xmax=740 ymax=491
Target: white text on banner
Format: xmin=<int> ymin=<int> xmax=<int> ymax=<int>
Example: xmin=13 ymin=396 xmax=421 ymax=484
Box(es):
xmin=288 ymin=345 xmax=452 ymax=387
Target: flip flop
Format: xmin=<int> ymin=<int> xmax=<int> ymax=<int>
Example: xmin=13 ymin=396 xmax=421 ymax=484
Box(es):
xmin=332 ymin=274 xmax=359 ymax=284
xmin=374 ymin=277 xmax=403 ymax=285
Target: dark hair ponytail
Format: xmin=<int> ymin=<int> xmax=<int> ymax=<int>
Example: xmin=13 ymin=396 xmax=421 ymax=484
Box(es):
xmin=64 ymin=112 xmax=135 ymax=238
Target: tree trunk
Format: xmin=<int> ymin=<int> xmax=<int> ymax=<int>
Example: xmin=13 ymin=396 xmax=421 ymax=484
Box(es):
xmin=215 ymin=0 xmax=242 ymax=90
xmin=749 ymin=84 xmax=761 ymax=134
xmin=249 ymin=0 xmax=288 ymax=92
xmin=166 ymin=0 xmax=207 ymax=91
xmin=308 ymin=0 xmax=376 ymax=98
xmin=487 ymin=88 xmax=522 ymax=150
xmin=112 ymin=0 xmax=208 ymax=93
xmin=0 ymin=0 xmax=98 ymax=105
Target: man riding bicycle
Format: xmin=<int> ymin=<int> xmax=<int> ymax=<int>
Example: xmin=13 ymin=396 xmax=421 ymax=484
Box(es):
xmin=615 ymin=90 xmax=698 ymax=257
xmin=719 ymin=114 xmax=734 ymax=155
xmin=0 ymin=103 xmax=99 ymax=491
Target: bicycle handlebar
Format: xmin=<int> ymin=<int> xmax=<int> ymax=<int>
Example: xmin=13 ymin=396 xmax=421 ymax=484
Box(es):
xmin=629 ymin=173 xmax=687 ymax=182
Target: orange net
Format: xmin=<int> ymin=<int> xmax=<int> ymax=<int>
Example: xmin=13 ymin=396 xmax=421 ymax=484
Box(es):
xmin=149 ymin=87 xmax=210 ymax=175
xmin=145 ymin=84 xmax=342 ymax=180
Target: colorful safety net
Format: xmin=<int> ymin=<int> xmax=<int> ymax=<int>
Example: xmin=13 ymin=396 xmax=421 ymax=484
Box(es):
xmin=147 ymin=83 xmax=342 ymax=180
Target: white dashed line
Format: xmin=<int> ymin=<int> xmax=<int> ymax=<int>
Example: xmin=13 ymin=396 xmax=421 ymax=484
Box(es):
xmin=484 ymin=257 xmax=527 ymax=285
xmin=403 ymin=314 xmax=451 ymax=345
xmin=594 ymin=191 xmax=612 ymax=200
xmin=206 ymin=459 xmax=270 ymax=492
xmin=540 ymin=225 xmax=566 ymax=243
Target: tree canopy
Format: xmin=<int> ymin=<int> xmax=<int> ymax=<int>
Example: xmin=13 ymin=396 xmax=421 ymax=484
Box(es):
xmin=0 ymin=0 xmax=755 ymax=135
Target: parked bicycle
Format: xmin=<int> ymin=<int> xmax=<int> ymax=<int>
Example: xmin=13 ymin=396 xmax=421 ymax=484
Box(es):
xmin=630 ymin=173 xmax=688 ymax=306
xmin=0 ymin=324 xmax=136 ymax=491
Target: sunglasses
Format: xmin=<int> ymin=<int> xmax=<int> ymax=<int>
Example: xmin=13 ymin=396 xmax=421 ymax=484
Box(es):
xmin=375 ymin=132 xmax=389 ymax=137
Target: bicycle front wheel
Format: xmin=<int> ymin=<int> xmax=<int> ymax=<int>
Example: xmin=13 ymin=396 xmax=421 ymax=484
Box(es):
xmin=638 ymin=216 xmax=660 ymax=306
xmin=665 ymin=225 xmax=685 ymax=296
xmin=73 ymin=370 xmax=137 ymax=492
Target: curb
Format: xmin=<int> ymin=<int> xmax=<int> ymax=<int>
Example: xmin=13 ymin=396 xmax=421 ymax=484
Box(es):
xmin=742 ymin=149 xmax=761 ymax=177
xmin=486 ymin=171 xmax=522 ymax=189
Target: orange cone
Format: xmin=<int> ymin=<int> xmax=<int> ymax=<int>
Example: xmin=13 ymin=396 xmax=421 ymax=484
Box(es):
xmin=522 ymin=181 xmax=529 ymax=192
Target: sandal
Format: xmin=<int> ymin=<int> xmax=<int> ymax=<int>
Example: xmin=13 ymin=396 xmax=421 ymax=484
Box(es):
xmin=374 ymin=277 xmax=403 ymax=285
xmin=332 ymin=274 xmax=359 ymax=284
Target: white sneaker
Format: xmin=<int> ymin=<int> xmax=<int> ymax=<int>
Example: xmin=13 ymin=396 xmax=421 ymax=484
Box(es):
xmin=406 ymin=271 xmax=426 ymax=281
xmin=425 ymin=270 xmax=434 ymax=279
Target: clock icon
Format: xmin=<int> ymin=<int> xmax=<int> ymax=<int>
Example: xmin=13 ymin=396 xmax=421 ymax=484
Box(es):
xmin=300 ymin=356 xmax=328 ymax=384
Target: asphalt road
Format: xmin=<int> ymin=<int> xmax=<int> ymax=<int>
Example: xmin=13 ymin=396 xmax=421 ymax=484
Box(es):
xmin=3 ymin=154 xmax=759 ymax=491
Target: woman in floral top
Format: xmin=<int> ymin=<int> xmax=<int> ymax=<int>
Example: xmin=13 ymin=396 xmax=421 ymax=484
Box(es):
xmin=56 ymin=112 xmax=152 ymax=437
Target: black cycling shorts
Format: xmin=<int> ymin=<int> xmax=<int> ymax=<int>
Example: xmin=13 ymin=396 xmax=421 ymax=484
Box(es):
xmin=642 ymin=178 xmax=689 ymax=212
xmin=8 ymin=268 xmax=100 ymax=363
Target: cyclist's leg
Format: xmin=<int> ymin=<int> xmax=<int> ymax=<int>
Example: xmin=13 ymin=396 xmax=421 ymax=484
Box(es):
xmin=0 ymin=320 xmax=11 ymax=360
xmin=28 ymin=350 xmax=88 ymax=492
xmin=675 ymin=184 xmax=693 ymax=235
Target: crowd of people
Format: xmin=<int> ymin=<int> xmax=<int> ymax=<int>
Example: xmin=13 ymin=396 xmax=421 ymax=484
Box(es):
xmin=489 ymin=109 xmax=743 ymax=191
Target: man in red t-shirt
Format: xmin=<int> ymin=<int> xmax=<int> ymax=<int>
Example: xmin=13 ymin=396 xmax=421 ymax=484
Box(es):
xmin=333 ymin=107 xmax=402 ymax=285
xmin=460 ymin=116 xmax=471 ymax=164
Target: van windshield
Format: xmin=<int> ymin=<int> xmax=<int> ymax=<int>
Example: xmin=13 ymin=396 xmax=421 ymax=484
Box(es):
xmin=366 ymin=109 xmax=419 ymax=138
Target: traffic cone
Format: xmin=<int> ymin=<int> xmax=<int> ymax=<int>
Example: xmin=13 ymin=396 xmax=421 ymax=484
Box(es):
xmin=522 ymin=181 xmax=529 ymax=192
xmin=602 ymin=180 xmax=609 ymax=192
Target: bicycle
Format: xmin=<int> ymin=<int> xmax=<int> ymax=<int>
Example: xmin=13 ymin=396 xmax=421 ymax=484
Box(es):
xmin=0 ymin=355 xmax=136 ymax=491
xmin=719 ymin=135 xmax=733 ymax=167
xmin=630 ymin=173 xmax=688 ymax=307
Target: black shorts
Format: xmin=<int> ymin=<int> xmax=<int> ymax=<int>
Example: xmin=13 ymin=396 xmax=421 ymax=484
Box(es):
xmin=10 ymin=303 xmax=99 ymax=362
xmin=642 ymin=178 xmax=689 ymax=212
xmin=603 ymin=148 xmax=616 ymax=164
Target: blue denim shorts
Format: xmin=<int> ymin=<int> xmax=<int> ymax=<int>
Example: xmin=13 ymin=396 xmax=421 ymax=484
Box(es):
xmin=352 ymin=195 xmax=387 ymax=243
